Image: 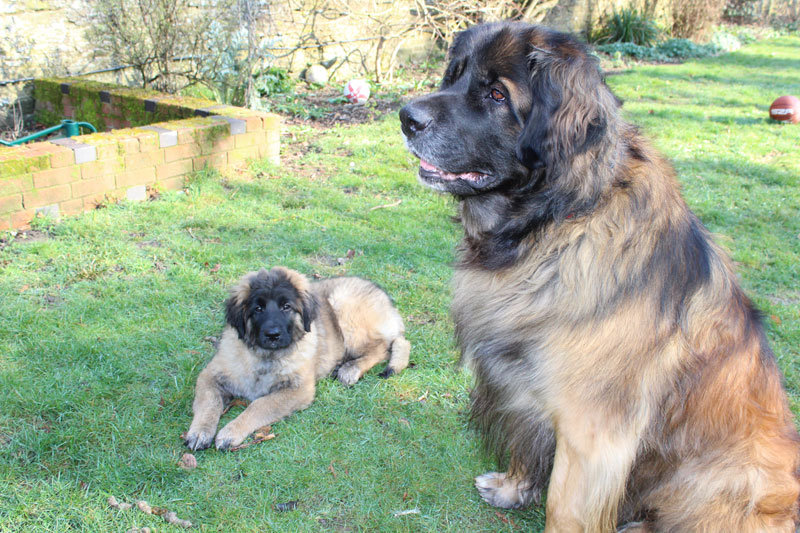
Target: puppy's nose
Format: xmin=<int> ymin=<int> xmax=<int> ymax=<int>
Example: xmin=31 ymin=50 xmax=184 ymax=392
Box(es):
xmin=263 ymin=327 xmax=281 ymax=341
xmin=399 ymin=102 xmax=432 ymax=138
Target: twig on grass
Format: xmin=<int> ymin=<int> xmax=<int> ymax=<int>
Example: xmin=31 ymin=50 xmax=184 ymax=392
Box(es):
xmin=369 ymin=199 xmax=402 ymax=211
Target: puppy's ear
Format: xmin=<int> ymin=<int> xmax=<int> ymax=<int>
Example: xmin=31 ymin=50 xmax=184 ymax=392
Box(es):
xmin=225 ymin=273 xmax=253 ymax=339
xmin=516 ymin=40 xmax=608 ymax=171
xmin=300 ymin=291 xmax=318 ymax=333
xmin=225 ymin=295 xmax=248 ymax=339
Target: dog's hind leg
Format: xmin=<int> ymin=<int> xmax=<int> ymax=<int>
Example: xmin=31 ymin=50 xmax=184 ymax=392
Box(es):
xmin=379 ymin=336 xmax=410 ymax=378
xmin=338 ymin=340 xmax=403 ymax=386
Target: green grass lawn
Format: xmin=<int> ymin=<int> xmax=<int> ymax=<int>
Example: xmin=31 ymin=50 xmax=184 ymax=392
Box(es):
xmin=1 ymin=35 xmax=799 ymax=532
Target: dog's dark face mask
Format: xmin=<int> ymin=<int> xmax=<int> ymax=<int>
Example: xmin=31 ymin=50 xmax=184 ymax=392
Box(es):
xmin=226 ymin=272 xmax=317 ymax=352
xmin=399 ymin=22 xmax=611 ymax=199
xmin=399 ymin=24 xmax=536 ymax=196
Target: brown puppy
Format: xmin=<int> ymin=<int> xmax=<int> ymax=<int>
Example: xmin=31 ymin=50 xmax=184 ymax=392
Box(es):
xmin=185 ymin=267 xmax=410 ymax=451
xmin=400 ymin=22 xmax=800 ymax=532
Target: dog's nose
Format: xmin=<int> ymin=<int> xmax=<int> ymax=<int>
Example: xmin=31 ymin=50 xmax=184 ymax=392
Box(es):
xmin=399 ymin=103 xmax=432 ymax=138
xmin=263 ymin=327 xmax=281 ymax=341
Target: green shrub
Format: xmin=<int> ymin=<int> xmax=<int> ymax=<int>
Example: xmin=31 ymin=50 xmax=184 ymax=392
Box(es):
xmin=592 ymin=8 xmax=662 ymax=46
xmin=254 ymin=67 xmax=295 ymax=98
xmin=595 ymin=38 xmax=721 ymax=61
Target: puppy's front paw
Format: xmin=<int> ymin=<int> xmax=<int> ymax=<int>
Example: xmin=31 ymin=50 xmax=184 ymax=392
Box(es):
xmin=337 ymin=361 xmax=362 ymax=386
xmin=475 ymin=471 xmax=537 ymax=509
xmin=214 ymin=422 xmax=247 ymax=451
xmin=184 ymin=428 xmax=215 ymax=451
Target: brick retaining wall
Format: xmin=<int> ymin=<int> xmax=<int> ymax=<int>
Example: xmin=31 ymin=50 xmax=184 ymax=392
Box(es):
xmin=0 ymin=79 xmax=280 ymax=231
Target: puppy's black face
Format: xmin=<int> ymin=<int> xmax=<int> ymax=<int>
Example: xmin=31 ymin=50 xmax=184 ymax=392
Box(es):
xmin=400 ymin=23 xmax=536 ymax=196
xmin=226 ymin=270 xmax=317 ymax=352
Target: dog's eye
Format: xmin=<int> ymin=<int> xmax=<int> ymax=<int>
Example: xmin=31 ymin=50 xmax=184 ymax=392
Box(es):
xmin=254 ymin=306 xmax=263 ymax=313
xmin=489 ymin=88 xmax=506 ymax=103
xmin=281 ymin=303 xmax=292 ymax=312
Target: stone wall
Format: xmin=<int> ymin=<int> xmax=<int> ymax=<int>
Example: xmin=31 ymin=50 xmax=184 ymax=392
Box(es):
xmin=0 ymin=79 xmax=280 ymax=230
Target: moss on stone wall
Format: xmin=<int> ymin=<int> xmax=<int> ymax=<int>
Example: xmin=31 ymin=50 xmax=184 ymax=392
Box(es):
xmin=33 ymin=78 xmax=221 ymax=131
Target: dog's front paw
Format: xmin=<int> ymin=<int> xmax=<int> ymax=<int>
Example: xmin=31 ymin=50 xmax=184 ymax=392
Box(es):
xmin=337 ymin=362 xmax=362 ymax=386
xmin=184 ymin=427 xmax=215 ymax=451
xmin=214 ymin=422 xmax=247 ymax=451
xmin=475 ymin=471 xmax=537 ymax=509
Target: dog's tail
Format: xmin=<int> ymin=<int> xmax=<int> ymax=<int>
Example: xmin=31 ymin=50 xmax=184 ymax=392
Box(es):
xmin=379 ymin=336 xmax=410 ymax=378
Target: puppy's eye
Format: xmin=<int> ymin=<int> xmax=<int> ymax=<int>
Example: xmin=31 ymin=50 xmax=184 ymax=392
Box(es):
xmin=254 ymin=306 xmax=263 ymax=313
xmin=489 ymin=88 xmax=506 ymax=103
xmin=281 ymin=303 xmax=292 ymax=312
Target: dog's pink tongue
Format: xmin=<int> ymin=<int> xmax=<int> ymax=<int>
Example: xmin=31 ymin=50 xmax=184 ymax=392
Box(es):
xmin=420 ymin=159 xmax=438 ymax=172
xmin=419 ymin=159 xmax=462 ymax=180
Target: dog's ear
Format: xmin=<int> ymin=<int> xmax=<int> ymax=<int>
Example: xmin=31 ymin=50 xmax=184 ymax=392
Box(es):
xmin=300 ymin=291 xmax=318 ymax=333
xmin=225 ymin=294 xmax=248 ymax=339
xmin=225 ymin=273 xmax=254 ymax=339
xmin=516 ymin=36 xmax=609 ymax=171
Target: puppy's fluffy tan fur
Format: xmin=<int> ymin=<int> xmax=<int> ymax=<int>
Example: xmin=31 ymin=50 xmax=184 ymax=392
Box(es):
xmin=185 ymin=267 xmax=410 ymax=451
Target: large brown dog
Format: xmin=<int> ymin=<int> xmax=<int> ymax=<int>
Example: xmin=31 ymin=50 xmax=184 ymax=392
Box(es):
xmin=400 ymin=22 xmax=800 ymax=532
xmin=184 ymin=267 xmax=410 ymax=451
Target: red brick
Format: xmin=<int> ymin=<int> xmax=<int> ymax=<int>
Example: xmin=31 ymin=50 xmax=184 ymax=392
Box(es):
xmin=72 ymin=176 xmax=115 ymax=199
xmin=262 ymin=114 xmax=280 ymax=131
xmin=48 ymin=146 xmax=75 ymax=168
xmin=118 ymin=137 xmax=140 ymax=155
xmin=193 ymin=153 xmax=227 ymax=171
xmin=202 ymin=134 xmax=234 ymax=155
xmin=11 ymin=208 xmax=36 ymax=229
xmin=23 ymin=185 xmax=72 ymax=209
xmin=0 ymin=174 xmax=34 ymax=196
xmin=137 ymin=133 xmax=159 ymax=152
xmin=80 ymin=158 xmax=123 ymax=180
xmin=125 ymin=150 xmax=164 ymax=170
xmin=0 ymin=194 xmax=23 ymax=214
xmin=33 ymin=166 xmax=80 ymax=188
xmin=244 ymin=115 xmax=262 ymax=132
xmin=155 ymin=159 xmax=193 ymax=180
xmin=60 ymin=198 xmax=85 ymax=215
xmin=228 ymin=147 xmax=258 ymax=166
xmin=234 ymin=131 xmax=261 ymax=149
xmin=81 ymin=139 xmax=118 ymax=160
xmin=164 ymin=143 xmax=201 ymax=163
xmin=160 ymin=176 xmax=186 ymax=191
xmin=116 ymin=167 xmax=156 ymax=188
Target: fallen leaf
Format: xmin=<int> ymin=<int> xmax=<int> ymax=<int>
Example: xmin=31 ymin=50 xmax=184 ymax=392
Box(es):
xmin=209 ymin=263 xmax=221 ymax=273
xmin=329 ymin=461 xmax=337 ymax=479
xmin=495 ymin=511 xmax=510 ymax=524
xmin=771 ymin=315 xmax=782 ymax=325
xmin=346 ymin=249 xmax=356 ymax=259
xmin=179 ymin=453 xmax=197 ymax=470
xmin=229 ymin=426 xmax=275 ymax=451
xmin=399 ymin=418 xmax=410 ymax=426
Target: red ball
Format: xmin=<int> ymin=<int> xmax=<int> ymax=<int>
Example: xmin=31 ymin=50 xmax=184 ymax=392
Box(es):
xmin=769 ymin=95 xmax=800 ymax=124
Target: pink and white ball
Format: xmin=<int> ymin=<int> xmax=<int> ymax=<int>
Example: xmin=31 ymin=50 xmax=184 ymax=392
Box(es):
xmin=343 ymin=79 xmax=370 ymax=104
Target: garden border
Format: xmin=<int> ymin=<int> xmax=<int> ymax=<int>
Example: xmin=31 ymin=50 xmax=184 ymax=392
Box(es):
xmin=0 ymin=79 xmax=280 ymax=231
